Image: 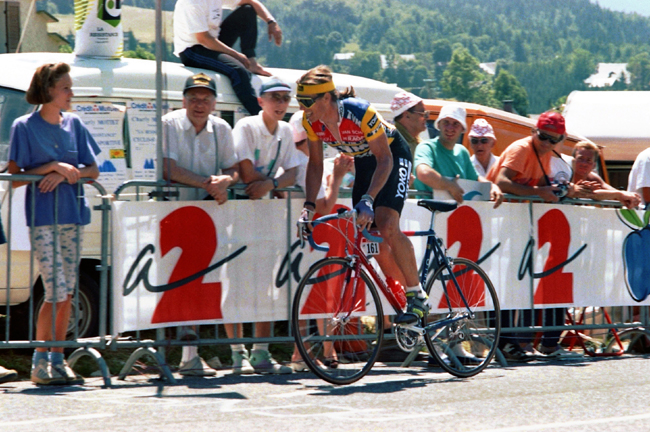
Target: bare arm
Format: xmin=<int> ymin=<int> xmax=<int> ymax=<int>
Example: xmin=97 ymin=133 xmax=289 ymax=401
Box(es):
xmin=304 ymin=138 xmax=324 ymax=208
xmin=240 ymin=0 xmax=282 ymax=46
xmin=495 ymin=167 xmax=560 ymax=203
xmin=244 ymin=166 xmax=297 ymax=200
xmin=8 ymin=160 xmax=83 ymax=191
xmin=416 ymin=163 xmax=464 ymax=203
xmin=315 ymin=154 xmax=353 ymax=215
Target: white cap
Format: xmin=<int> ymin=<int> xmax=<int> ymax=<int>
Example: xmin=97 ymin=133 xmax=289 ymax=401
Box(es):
xmin=468 ymin=118 xmax=496 ymax=139
xmin=390 ymin=91 xmax=423 ymax=117
xmin=434 ymin=104 xmax=467 ymax=131
xmin=289 ymin=111 xmax=307 ymax=143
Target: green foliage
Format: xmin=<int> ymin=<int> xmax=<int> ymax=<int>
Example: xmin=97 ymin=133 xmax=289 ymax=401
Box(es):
xmin=440 ymin=48 xmax=496 ymax=107
xmin=493 ymin=70 xmax=528 ymax=116
xmin=628 ymin=52 xmax=650 ymax=90
xmin=123 ymin=46 xmax=156 ymax=60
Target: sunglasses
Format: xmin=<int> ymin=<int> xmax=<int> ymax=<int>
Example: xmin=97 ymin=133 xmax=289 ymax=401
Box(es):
xmin=470 ymin=137 xmax=491 ymax=145
xmin=409 ymin=110 xmax=430 ymax=118
xmin=536 ymin=130 xmax=564 ymax=145
xmin=296 ymin=94 xmax=324 ymax=108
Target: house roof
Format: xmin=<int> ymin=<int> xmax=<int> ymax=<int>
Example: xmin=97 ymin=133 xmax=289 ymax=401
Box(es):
xmin=563 ymin=90 xmax=650 ymax=161
xmin=584 ymin=63 xmax=630 ymax=88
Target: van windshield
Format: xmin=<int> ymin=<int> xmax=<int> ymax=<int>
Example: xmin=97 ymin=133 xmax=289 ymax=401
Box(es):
xmin=0 ymin=87 xmax=33 ymax=168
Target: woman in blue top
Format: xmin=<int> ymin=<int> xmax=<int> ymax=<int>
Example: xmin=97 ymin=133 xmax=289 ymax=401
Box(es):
xmin=8 ymin=62 xmax=100 ymax=386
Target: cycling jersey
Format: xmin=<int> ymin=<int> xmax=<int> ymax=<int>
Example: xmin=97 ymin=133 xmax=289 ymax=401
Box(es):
xmin=302 ymin=97 xmax=401 ymax=158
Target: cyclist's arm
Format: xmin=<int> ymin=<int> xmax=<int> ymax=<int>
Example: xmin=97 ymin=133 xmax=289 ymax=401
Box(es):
xmin=365 ymin=131 xmax=392 ymax=199
xmin=305 ymin=138 xmax=324 ymax=206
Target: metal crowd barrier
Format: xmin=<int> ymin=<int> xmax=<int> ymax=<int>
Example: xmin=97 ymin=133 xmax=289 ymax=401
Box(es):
xmin=3 ymin=177 xmax=650 ymax=386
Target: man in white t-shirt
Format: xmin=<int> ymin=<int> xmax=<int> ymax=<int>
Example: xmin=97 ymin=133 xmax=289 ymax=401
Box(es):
xmin=173 ymin=0 xmax=283 ymax=115
xmin=227 ymin=77 xmax=302 ymax=375
xmin=162 ymin=73 xmax=240 ymax=376
xmin=628 ymin=147 xmax=650 ymax=209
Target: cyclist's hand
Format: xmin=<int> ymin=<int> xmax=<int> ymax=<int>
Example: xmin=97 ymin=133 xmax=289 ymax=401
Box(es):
xmin=354 ymin=195 xmax=374 ymax=231
xmin=297 ymin=207 xmax=315 ymax=246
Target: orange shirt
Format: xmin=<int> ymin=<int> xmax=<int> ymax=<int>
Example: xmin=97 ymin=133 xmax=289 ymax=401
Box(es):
xmin=487 ymin=137 xmax=551 ymax=187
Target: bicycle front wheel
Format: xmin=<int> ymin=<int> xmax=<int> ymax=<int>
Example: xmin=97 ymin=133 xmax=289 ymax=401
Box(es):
xmin=291 ymin=257 xmax=384 ymax=385
xmin=425 ymin=258 xmax=500 ymax=378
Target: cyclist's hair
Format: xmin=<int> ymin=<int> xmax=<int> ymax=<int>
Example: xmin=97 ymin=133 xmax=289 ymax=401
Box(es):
xmin=297 ymin=65 xmax=356 ymax=101
xmin=26 ymin=62 xmax=71 ymax=105
xmin=572 ymin=140 xmax=599 ymax=159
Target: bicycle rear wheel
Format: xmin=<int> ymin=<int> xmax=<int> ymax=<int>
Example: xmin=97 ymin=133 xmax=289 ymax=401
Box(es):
xmin=291 ymin=257 xmax=384 ymax=385
xmin=424 ymin=258 xmax=500 ymax=378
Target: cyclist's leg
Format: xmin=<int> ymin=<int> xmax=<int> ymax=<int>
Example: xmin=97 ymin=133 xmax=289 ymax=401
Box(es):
xmin=374 ymin=208 xmax=419 ymax=289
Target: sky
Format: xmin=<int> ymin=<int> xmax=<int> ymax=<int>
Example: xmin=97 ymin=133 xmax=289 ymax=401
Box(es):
xmin=590 ymin=0 xmax=650 ymax=17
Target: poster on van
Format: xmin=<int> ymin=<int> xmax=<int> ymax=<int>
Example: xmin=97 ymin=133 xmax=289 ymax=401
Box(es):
xmin=127 ymin=100 xmax=161 ymax=181
xmin=73 ymin=102 xmax=128 ymax=193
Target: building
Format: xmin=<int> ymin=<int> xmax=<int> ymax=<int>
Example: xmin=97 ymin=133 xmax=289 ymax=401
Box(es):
xmin=0 ymin=0 xmax=70 ymax=53
xmin=584 ymin=63 xmax=630 ymax=88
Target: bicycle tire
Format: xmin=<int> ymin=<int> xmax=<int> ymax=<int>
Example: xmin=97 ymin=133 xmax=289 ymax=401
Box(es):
xmin=291 ymin=257 xmax=384 ymax=385
xmin=424 ymin=257 xmax=500 ymax=378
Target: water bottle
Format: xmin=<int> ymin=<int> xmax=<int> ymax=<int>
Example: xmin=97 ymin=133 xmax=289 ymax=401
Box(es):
xmin=385 ymin=276 xmax=407 ymax=309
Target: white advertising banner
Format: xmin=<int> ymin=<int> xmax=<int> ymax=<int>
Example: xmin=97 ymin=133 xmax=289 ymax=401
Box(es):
xmin=73 ymin=102 xmax=127 ymax=193
xmin=112 ymin=198 xmax=650 ymax=333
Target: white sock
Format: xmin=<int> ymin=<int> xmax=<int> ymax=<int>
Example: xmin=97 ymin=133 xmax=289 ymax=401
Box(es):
xmin=407 ymin=285 xmax=427 ymax=299
xmin=182 ymin=346 xmax=198 ymax=363
xmin=231 ymin=344 xmax=246 ymax=354
xmin=253 ymin=343 xmax=269 ymax=352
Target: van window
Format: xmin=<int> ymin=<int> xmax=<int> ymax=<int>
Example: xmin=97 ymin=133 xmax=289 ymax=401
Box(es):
xmin=220 ymin=111 xmax=235 ymax=128
xmin=0 ymin=87 xmax=33 ymax=167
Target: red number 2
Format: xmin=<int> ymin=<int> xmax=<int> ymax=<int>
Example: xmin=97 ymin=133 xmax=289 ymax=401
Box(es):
xmin=534 ymin=209 xmax=573 ymax=304
xmin=151 ymin=206 xmax=223 ymax=323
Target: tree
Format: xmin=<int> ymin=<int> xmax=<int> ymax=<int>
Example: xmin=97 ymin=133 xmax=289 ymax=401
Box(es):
xmin=440 ymin=48 xmax=492 ymax=103
xmin=348 ymin=51 xmax=381 ymax=80
xmin=628 ymin=52 xmax=650 ymax=90
xmin=493 ymin=70 xmax=529 ymax=116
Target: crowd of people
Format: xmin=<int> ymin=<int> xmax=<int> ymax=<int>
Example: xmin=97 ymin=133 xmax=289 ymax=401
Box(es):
xmin=1 ymin=0 xmax=647 ymax=385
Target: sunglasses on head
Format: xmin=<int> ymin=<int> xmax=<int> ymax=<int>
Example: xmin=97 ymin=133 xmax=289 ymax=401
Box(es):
xmin=296 ymin=94 xmax=324 ymax=108
xmin=470 ymin=137 xmax=491 ymax=145
xmin=536 ymin=130 xmax=564 ymax=144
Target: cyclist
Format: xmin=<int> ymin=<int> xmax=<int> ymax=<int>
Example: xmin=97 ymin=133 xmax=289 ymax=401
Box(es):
xmin=295 ymin=65 xmax=427 ymax=325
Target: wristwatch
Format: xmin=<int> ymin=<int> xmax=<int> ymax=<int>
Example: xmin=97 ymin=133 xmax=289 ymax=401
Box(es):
xmin=272 ymin=178 xmax=279 ymax=189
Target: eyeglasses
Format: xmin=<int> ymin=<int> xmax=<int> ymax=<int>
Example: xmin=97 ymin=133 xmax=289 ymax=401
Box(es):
xmin=186 ymin=96 xmax=215 ymax=105
xmin=296 ymin=94 xmax=324 ymax=108
xmin=266 ymin=93 xmax=291 ymax=103
xmin=470 ymin=137 xmax=491 ymax=145
xmin=409 ymin=110 xmax=429 ymax=118
xmin=536 ymin=130 xmax=564 ymax=145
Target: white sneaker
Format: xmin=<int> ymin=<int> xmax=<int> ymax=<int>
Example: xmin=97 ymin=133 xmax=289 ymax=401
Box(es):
xmin=231 ymin=350 xmax=255 ymax=375
xmin=31 ymin=359 xmax=66 ymax=385
xmin=178 ymin=356 xmax=218 ymax=377
xmin=249 ymin=350 xmax=293 ymax=374
xmin=0 ymin=365 xmax=18 ymax=384
xmin=51 ymin=360 xmax=84 ymax=385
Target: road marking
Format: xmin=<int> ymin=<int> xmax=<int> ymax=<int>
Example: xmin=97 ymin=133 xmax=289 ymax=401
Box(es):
xmin=476 ymin=412 xmax=650 ymax=432
xmin=4 ymin=413 xmax=114 ymax=426
xmin=245 ymin=403 xmax=453 ymax=421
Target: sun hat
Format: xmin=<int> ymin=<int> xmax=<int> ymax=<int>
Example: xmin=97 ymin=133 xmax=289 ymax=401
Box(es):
xmin=390 ymin=91 xmax=423 ymax=117
xmin=468 ymin=118 xmax=496 ymax=139
xmin=434 ymin=104 xmax=467 ymax=131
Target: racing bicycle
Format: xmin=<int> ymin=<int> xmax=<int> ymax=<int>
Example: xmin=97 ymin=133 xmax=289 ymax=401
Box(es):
xmin=292 ymin=199 xmax=501 ymax=385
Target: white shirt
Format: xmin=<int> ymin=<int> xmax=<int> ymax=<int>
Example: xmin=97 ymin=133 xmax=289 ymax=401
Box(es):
xmin=628 ymin=147 xmax=650 ymax=205
xmin=234 ymin=114 xmax=302 ymax=180
xmin=470 ymin=153 xmax=497 ymax=178
xmin=549 ymin=153 xmax=573 ymax=183
xmin=173 ymin=0 xmax=241 ymax=56
xmin=162 ymin=109 xmax=238 ymax=200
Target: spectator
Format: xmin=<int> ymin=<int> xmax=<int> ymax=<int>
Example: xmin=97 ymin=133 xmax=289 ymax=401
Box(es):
xmin=413 ymin=105 xmax=503 ymax=207
xmin=173 ymin=0 xmax=283 ymax=115
xmin=487 ymin=110 xmax=564 ymax=203
xmin=0 ymin=364 xmax=18 ymax=384
xmin=627 ymin=146 xmax=650 ymax=209
xmin=566 ymin=141 xmax=639 ymax=208
xmin=468 ymin=118 xmax=498 ymax=177
xmin=296 ymin=65 xmax=428 ymax=328
xmin=8 ymin=63 xmax=100 ymax=385
xmin=228 ymin=77 xmax=302 ymax=375
xmin=391 ymin=91 xmax=428 ymax=156
xmin=162 ymin=72 xmax=240 ymax=376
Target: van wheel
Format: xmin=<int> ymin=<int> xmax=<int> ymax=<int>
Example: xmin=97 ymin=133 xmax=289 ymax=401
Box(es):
xmin=13 ymin=273 xmax=100 ymax=341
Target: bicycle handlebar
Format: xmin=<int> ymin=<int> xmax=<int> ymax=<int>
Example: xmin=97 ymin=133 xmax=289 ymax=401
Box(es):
xmin=301 ymin=209 xmax=383 ymax=252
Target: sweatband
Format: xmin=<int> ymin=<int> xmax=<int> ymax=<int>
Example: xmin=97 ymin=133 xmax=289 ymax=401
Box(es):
xmin=297 ymin=81 xmax=336 ymax=95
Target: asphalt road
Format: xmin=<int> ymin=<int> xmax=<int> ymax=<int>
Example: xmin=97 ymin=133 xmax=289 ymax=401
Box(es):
xmin=2 ymin=355 xmax=650 ymax=432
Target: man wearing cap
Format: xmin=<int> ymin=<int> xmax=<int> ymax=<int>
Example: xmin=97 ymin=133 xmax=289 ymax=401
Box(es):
xmin=413 ymin=105 xmax=502 ymax=205
xmin=487 ymin=111 xmax=565 ymax=202
xmin=390 ymin=91 xmax=428 ymax=156
xmin=469 ymin=118 xmax=498 ymax=177
xmin=173 ymin=0 xmax=283 ymax=115
xmin=226 ymin=77 xmax=302 ymax=375
xmin=162 ymin=72 xmax=240 ymax=377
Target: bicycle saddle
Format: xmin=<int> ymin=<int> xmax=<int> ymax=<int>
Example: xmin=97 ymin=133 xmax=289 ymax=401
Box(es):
xmin=417 ymin=199 xmax=458 ymax=213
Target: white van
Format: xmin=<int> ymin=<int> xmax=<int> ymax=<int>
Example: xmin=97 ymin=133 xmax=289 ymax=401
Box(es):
xmin=0 ymin=52 xmax=403 ymax=339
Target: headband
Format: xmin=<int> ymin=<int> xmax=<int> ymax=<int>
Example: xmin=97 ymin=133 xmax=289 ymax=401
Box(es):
xmin=296 ymin=81 xmax=336 ymax=95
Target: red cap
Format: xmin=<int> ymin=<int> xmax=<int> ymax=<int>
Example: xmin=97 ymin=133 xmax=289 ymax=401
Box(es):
xmin=536 ymin=111 xmax=566 ymax=135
